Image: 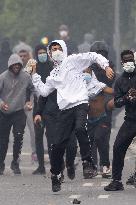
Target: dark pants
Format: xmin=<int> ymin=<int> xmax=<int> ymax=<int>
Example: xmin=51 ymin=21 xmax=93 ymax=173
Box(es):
xmin=34 ymin=114 xmax=77 ymax=168
xmin=87 ymin=116 xmax=111 ymax=167
xmin=0 ymin=110 xmax=26 ymax=165
xmin=50 ymin=103 xmax=92 ymax=175
xmin=112 ymin=120 xmax=136 ymax=180
xmin=34 ymin=123 xmax=45 ymax=168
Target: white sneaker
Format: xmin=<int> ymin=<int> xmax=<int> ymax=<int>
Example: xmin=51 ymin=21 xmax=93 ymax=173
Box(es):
xmin=128 ymin=137 xmax=136 ymax=155
xmin=31 ymin=152 xmax=37 ymax=163
xmin=102 ymin=166 xmax=111 ymax=178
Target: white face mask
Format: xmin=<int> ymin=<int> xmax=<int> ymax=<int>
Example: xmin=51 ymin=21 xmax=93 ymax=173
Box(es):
xmin=84 ymin=73 xmax=92 ymax=84
xmin=52 ymin=50 xmax=64 ymax=63
xmin=59 ymin=30 xmax=68 ymax=38
xmin=123 ymin=62 xmax=135 ymax=73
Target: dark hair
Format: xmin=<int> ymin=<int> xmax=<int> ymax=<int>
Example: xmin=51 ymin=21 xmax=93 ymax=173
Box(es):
xmin=121 ymin=50 xmax=134 ymax=60
xmin=34 ymin=44 xmax=47 ymax=60
xmin=49 ymin=42 xmax=61 ymax=50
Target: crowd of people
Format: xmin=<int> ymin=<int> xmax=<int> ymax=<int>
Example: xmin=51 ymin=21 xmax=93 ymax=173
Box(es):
xmin=0 ymin=24 xmax=136 ymax=193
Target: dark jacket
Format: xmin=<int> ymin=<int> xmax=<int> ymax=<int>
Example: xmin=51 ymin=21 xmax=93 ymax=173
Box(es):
xmin=91 ymin=61 xmax=115 ymax=88
xmin=33 ymin=44 xmax=58 ymax=117
xmin=34 ymin=91 xmax=59 ymax=117
xmin=114 ymin=68 xmax=136 ymax=121
xmin=34 ymin=44 xmax=52 ymax=82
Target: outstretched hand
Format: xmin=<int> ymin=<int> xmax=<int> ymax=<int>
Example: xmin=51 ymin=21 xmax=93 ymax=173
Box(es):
xmin=105 ymin=67 xmax=114 ymax=79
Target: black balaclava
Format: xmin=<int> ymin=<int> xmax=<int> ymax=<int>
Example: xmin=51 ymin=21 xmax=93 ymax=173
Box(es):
xmin=90 ymin=41 xmax=109 ymax=59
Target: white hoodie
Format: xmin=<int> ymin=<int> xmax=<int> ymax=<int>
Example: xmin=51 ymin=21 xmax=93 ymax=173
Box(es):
xmin=32 ymin=40 xmax=109 ymax=110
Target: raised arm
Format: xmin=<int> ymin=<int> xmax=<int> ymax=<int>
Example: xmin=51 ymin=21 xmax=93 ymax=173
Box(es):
xmin=25 ymin=59 xmax=56 ymax=98
xmin=71 ymin=52 xmax=114 ymax=79
xmin=87 ymin=71 xmax=107 ymax=98
xmin=32 ymin=73 xmax=55 ymax=98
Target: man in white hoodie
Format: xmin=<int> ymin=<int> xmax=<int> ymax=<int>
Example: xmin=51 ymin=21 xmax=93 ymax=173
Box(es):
xmin=31 ymin=40 xmax=114 ymax=192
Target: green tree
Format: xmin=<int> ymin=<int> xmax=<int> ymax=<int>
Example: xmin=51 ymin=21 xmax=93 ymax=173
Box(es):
xmin=1 ymin=0 xmax=134 ymax=50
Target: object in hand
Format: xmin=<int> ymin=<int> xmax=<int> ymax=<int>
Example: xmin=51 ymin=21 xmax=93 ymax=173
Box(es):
xmin=127 ymin=88 xmax=136 ymax=103
xmin=24 ymin=59 xmax=37 ymax=74
xmin=1 ymin=102 xmax=9 ymax=111
xmin=128 ymin=88 xmax=136 ymax=97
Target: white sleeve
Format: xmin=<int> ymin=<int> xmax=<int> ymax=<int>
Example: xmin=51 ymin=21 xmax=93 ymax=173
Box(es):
xmin=71 ymin=52 xmax=109 ymax=72
xmin=32 ymin=73 xmax=55 ymax=97
xmin=87 ymin=71 xmax=106 ymax=98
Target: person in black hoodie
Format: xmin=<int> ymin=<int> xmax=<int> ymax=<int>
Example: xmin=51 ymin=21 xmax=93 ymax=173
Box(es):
xmin=32 ymin=44 xmax=53 ymax=174
xmin=88 ymin=41 xmax=115 ymax=178
xmin=104 ymin=50 xmax=136 ymax=191
xmin=32 ymin=44 xmax=77 ymax=177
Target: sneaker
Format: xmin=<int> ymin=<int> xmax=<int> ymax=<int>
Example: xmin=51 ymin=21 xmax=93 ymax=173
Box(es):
xmin=51 ymin=174 xmax=61 ymax=192
xmin=67 ymin=165 xmax=75 ymax=180
xmin=0 ymin=163 xmax=5 ymax=175
xmin=104 ymin=180 xmax=124 ymax=191
xmin=126 ymin=173 xmax=136 ymax=185
xmin=31 ymin=152 xmax=37 ymax=163
xmin=102 ymin=166 xmax=111 ymax=178
xmin=32 ymin=167 xmax=46 ymax=175
xmin=10 ymin=161 xmax=21 ymax=174
xmin=82 ymin=160 xmax=97 ymax=179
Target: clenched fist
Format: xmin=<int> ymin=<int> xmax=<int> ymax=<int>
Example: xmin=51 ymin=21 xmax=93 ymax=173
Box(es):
xmin=0 ymin=102 xmax=9 ymax=111
xmin=34 ymin=115 xmax=42 ymax=124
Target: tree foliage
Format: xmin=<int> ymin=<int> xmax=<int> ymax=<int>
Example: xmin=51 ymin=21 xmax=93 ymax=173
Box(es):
xmin=0 ymin=0 xmax=135 ymax=48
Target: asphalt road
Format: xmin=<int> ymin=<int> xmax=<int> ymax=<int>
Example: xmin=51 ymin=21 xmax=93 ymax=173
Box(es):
xmin=0 ymin=109 xmax=136 ymax=205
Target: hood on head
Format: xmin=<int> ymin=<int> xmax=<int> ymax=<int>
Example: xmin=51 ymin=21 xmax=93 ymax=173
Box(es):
xmin=8 ymin=54 xmax=23 ymax=69
xmin=84 ymin=33 xmax=94 ymax=44
xmin=35 ymin=44 xmax=47 ymax=61
xmin=59 ymin=24 xmax=69 ymax=31
xmin=90 ymin=41 xmax=109 ymax=58
xmin=15 ymin=42 xmax=32 ymax=54
xmin=48 ymin=40 xmax=67 ymax=59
